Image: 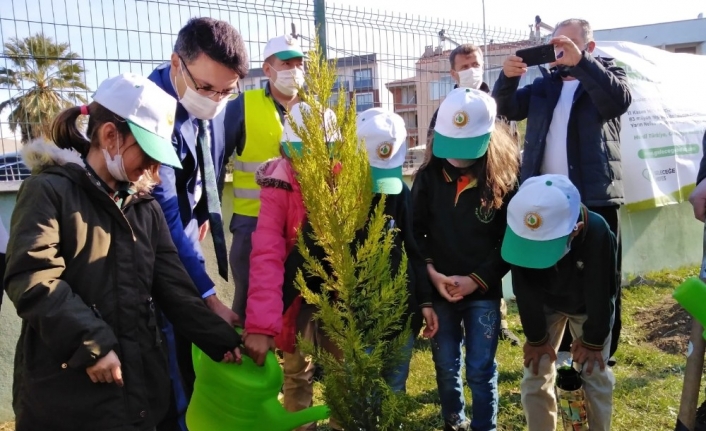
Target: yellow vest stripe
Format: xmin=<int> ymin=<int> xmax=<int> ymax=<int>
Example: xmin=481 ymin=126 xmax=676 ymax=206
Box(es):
xmin=232 ymin=89 xmax=283 ymax=217
xmin=233 ymin=188 xmax=261 ymax=200
xmin=233 ymin=160 xmax=262 ymax=173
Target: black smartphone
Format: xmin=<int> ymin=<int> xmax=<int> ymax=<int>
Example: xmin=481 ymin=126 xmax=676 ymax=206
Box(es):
xmin=516 ymin=44 xmax=556 ymax=67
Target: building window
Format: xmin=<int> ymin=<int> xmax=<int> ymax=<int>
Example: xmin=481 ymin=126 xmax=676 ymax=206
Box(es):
xmin=333 ymin=76 xmax=350 ymax=92
xmin=354 ymin=68 xmax=373 ymax=89
xmin=329 ymin=92 xmax=350 ymax=108
xmin=675 ymin=46 xmax=697 ymax=54
xmin=260 ymin=79 xmax=269 ymax=89
xmin=356 ymin=92 xmax=374 ymax=112
xmin=429 ymin=76 xmax=455 ymax=101
xmin=400 ymin=86 xmax=416 ymax=104
xmin=399 ymin=112 xmax=417 ymax=129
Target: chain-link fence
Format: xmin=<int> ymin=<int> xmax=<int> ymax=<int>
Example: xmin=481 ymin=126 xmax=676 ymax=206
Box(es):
xmin=0 ymin=0 xmax=549 ymax=180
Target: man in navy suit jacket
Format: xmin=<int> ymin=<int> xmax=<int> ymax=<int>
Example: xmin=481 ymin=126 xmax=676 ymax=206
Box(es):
xmin=147 ymin=17 xmax=249 ymax=431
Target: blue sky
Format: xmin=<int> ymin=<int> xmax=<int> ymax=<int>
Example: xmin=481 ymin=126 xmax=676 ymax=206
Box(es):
xmin=1 ymin=0 xmax=703 ymax=145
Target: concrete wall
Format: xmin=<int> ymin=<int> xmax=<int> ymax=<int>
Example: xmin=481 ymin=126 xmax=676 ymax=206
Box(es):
xmin=0 ymin=178 xmax=704 ymax=421
xmin=594 ymin=18 xmax=706 ymax=54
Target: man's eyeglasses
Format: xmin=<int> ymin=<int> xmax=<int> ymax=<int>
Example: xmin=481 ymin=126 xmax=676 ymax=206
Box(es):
xmin=178 ymin=56 xmax=241 ymax=100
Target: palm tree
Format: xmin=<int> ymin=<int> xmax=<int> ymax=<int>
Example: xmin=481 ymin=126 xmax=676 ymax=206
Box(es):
xmin=0 ymin=33 xmax=89 ymax=143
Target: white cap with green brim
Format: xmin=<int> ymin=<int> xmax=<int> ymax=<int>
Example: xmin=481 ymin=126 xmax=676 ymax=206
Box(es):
xmin=281 ymin=102 xmax=338 ymax=158
xmin=356 ymin=107 xmax=407 ymax=195
xmin=433 ymin=87 xmax=496 ymax=160
xmin=263 ymin=35 xmax=305 ymax=61
xmin=501 ymin=174 xmax=582 ymax=269
xmin=92 ymin=73 xmax=181 ymax=168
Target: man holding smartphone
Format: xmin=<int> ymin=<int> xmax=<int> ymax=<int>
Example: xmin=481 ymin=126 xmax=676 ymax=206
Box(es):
xmin=492 ymin=18 xmax=631 ymax=363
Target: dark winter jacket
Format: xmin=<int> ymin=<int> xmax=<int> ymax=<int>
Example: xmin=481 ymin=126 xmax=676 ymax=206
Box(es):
xmin=492 ymin=52 xmax=632 ymax=207
xmin=5 ymin=141 xmax=241 ymax=431
xmin=511 ymin=206 xmax=618 ymax=349
xmin=412 ymin=159 xmax=515 ymax=307
xmin=696 ymin=131 xmax=706 ymax=185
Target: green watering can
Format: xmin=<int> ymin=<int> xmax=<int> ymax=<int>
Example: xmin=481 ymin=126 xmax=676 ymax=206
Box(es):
xmin=186 ymin=338 xmax=330 ymax=431
xmin=673 ymin=277 xmax=706 ymax=339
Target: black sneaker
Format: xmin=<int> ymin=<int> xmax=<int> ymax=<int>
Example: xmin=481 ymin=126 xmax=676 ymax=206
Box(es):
xmin=499 ymin=328 xmax=521 ymax=346
xmin=312 ymin=363 xmax=324 ymax=382
xmin=443 ymin=420 xmax=470 ymax=431
xmin=695 ymin=399 xmax=706 ymax=431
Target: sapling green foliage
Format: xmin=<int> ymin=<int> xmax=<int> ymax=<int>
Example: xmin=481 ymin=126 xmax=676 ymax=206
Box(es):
xmin=285 ymin=37 xmax=417 ymax=430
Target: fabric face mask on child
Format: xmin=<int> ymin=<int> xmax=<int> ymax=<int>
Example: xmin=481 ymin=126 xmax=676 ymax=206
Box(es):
xmin=103 ymin=133 xmax=130 ymax=183
xmin=447 ymin=158 xmax=476 ymax=168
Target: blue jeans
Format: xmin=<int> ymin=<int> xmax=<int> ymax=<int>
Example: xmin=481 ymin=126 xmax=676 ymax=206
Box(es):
xmin=365 ymin=334 xmax=415 ymax=393
xmin=385 ymin=334 xmax=415 ymax=393
xmin=431 ymin=299 xmax=501 ymax=431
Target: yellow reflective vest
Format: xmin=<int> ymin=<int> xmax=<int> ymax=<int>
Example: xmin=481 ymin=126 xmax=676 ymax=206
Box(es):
xmin=232 ymin=89 xmax=283 ymax=217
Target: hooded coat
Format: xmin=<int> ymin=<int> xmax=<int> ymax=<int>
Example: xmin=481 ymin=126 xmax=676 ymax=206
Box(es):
xmin=4 ymin=140 xmax=241 ymax=431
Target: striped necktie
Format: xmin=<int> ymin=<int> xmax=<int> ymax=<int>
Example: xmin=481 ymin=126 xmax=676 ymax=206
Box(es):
xmin=197 ymin=119 xmax=229 ymax=281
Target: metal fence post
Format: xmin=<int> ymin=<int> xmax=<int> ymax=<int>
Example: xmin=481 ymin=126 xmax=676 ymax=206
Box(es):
xmin=314 ymin=0 xmax=327 ymax=59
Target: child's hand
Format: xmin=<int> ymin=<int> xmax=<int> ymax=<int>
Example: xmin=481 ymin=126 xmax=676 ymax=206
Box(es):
xmin=86 ymin=350 xmax=123 ymax=387
xmin=447 ymin=276 xmax=479 ymax=299
xmin=243 ymin=333 xmax=275 ymax=366
xmin=421 ymin=307 xmax=439 ymax=338
xmin=570 ymin=338 xmax=606 ymax=375
xmin=427 ymin=265 xmax=461 ymax=303
xmin=222 ymin=347 xmax=243 ymax=364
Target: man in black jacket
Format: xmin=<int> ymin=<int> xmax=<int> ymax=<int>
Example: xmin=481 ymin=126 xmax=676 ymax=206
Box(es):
xmin=687 ymin=130 xmax=706 ymax=431
xmin=501 ymin=174 xmax=617 ymax=431
xmin=427 ymin=43 xmax=522 ymax=347
xmin=688 ymin=131 xmax=706 ymax=221
xmin=492 ymin=18 xmax=631 ymax=359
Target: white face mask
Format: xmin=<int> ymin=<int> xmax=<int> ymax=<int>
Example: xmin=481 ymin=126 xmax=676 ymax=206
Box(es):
xmin=102 ymin=133 xmax=130 ymax=183
xmin=457 ymin=67 xmax=484 ymax=90
xmin=271 ymin=66 xmax=305 ymax=97
xmin=447 ymin=158 xmax=476 ymax=168
xmin=176 ymin=66 xmax=229 ymax=120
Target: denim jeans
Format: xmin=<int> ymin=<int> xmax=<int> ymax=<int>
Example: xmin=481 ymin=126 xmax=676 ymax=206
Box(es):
xmin=432 ymin=299 xmax=501 ymax=431
xmin=364 ymin=334 xmax=415 ymax=393
xmin=385 ymin=334 xmax=415 ymax=393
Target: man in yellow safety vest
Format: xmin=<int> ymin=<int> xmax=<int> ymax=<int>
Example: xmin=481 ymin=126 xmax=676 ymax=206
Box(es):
xmin=225 ymin=34 xmax=305 ymax=322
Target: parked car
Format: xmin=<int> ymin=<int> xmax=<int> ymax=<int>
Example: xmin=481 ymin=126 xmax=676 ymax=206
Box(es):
xmin=0 ymin=152 xmax=31 ymax=181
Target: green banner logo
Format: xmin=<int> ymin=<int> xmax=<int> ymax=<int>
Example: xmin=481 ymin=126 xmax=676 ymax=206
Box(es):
xmin=638 ymin=145 xmax=700 ymax=159
xmin=614 ymin=60 xmax=655 ymax=83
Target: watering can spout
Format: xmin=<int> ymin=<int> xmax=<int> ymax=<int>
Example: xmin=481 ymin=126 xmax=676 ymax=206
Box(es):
xmin=260 ymin=401 xmax=330 ymax=431
xmin=673 ymin=277 xmax=706 ymax=339
xmin=186 ymin=335 xmax=331 ymax=431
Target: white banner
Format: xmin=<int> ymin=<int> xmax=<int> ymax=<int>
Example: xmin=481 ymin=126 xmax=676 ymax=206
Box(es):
xmin=594 ymin=42 xmax=706 ymax=212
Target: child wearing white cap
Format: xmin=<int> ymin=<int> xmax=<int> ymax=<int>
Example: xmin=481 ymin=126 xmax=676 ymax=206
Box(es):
xmin=412 ymin=87 xmax=520 ymax=431
xmin=356 ymin=108 xmax=439 ymax=392
xmin=244 ymin=102 xmax=342 ymax=431
xmin=4 ymin=73 xmax=244 ymax=431
xmin=500 ymin=174 xmax=617 ymax=431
